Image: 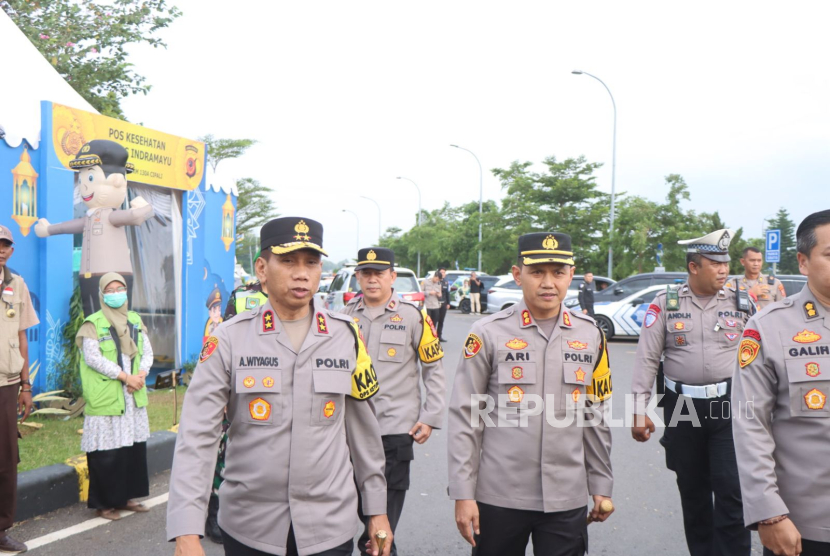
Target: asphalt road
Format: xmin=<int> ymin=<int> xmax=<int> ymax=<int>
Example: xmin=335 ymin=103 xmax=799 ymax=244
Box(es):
xmin=10 ymin=312 xmax=765 ymax=555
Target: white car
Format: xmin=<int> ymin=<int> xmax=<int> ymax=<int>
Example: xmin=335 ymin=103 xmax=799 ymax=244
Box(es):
xmin=591 ymin=284 xmax=665 ymax=339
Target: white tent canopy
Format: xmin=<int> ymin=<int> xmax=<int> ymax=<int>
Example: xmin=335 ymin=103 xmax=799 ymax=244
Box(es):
xmin=0 ymin=10 xmax=97 ymax=147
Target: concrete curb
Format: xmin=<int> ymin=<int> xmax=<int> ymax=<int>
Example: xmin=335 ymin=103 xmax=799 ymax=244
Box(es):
xmin=17 ymin=430 xmax=177 ymax=521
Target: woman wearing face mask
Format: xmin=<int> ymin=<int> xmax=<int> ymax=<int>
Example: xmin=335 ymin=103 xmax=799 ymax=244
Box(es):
xmin=75 ymin=272 xmax=153 ymax=520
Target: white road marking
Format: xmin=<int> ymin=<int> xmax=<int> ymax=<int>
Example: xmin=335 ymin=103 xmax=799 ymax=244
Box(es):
xmin=26 ymin=492 xmax=169 ymax=551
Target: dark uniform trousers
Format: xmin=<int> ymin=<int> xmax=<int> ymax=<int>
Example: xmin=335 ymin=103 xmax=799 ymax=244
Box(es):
xmin=358 ymin=434 xmax=414 ymax=556
xmin=0 ymin=384 xmax=20 ymax=533
xmin=222 ymin=527 xmax=353 ymax=556
xmin=763 ymin=540 xmax=830 ymax=556
xmin=660 ymin=386 xmax=750 ymax=556
xmin=472 ymin=503 xmax=588 ymax=556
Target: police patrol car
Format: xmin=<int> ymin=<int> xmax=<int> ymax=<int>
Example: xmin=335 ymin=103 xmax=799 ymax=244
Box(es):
xmin=591 ymin=284 xmax=665 ymax=339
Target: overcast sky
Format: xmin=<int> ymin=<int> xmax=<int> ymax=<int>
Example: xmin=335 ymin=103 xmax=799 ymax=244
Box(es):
xmin=120 ymin=0 xmax=829 ymax=265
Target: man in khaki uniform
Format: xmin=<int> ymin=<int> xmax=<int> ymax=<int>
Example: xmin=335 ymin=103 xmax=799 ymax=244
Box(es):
xmin=449 ymin=232 xmax=613 ymax=556
xmin=342 ymin=247 xmax=446 ymax=556
xmin=732 ymin=210 xmax=830 ymax=556
xmin=631 ymin=229 xmax=753 ymax=556
xmin=734 ymin=246 xmax=786 ymax=310
xmin=0 ymin=224 xmax=39 ymax=554
xmin=168 ymin=217 xmax=392 ymax=556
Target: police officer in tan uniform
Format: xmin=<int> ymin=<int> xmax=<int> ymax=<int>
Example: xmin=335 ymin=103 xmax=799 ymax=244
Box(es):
xmin=732 ymin=210 xmax=830 ymax=556
xmin=449 ymin=232 xmax=613 ymax=556
xmin=341 ymin=247 xmax=446 ymax=556
xmin=631 ymin=229 xmax=753 ymax=556
xmin=0 ymin=224 xmax=39 ymax=554
xmin=167 ymin=217 xmax=392 ymax=556
xmin=735 ymin=246 xmax=786 ymax=310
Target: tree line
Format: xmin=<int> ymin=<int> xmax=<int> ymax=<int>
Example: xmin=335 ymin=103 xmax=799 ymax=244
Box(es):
xmin=381 ymin=155 xmax=800 ymax=280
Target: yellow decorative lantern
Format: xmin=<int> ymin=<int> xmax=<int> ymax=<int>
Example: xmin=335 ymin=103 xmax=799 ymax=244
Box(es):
xmin=11 ymin=146 xmax=39 ymax=236
xmin=221 ymin=194 xmax=235 ymax=251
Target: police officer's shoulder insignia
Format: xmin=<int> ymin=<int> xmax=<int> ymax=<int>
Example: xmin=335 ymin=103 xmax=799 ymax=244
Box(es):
xmin=644 ymin=303 xmax=661 ymax=328
xmin=245 ymin=296 xmax=260 ymax=310
xmin=347 ymin=322 xmax=379 ymax=400
xmin=739 ymin=328 xmax=762 ymax=368
xmin=778 ymin=283 xmax=786 ymax=297
xmin=587 ymin=328 xmax=612 ymax=402
xmin=562 ymin=312 xmax=572 ymax=327
xmin=418 ymin=309 xmax=443 ymax=363
xmin=316 ymin=313 xmax=328 ymax=334
xmin=521 ymin=310 xmax=532 ymax=327
xmin=262 ymin=310 xmax=275 ymax=332
xmin=805 ymin=302 xmax=819 ymax=320
xmin=200 ymin=336 xmax=219 ymax=362
xmin=464 ymin=333 xmax=483 ymax=359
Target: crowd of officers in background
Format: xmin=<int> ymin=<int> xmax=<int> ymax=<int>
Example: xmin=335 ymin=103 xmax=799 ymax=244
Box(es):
xmin=165 ymin=213 xmax=828 ymax=556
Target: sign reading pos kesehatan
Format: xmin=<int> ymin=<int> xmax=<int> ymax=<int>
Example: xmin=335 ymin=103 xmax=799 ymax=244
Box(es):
xmin=51 ymin=103 xmax=205 ymax=191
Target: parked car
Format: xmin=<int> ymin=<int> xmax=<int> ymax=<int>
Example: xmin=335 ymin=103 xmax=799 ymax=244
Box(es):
xmin=484 ymin=274 xmax=522 ymax=313
xmin=314 ymin=278 xmax=333 ymax=306
xmin=453 ymin=275 xmax=501 ymax=313
xmin=484 ymin=274 xmax=616 ymax=314
xmin=325 ymin=265 xmax=424 ymax=311
xmin=565 ymin=271 xmax=687 ymax=310
xmin=592 ymin=284 xmax=666 ymax=338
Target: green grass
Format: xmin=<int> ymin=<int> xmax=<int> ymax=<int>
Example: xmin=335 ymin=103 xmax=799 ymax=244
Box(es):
xmin=17 ymin=386 xmax=187 ymax=472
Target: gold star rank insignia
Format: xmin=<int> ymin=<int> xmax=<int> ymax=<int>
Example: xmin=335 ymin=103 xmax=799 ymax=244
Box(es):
xmin=263 ymin=310 xmax=275 ymax=332
xmin=316 ymin=313 xmax=328 ymax=334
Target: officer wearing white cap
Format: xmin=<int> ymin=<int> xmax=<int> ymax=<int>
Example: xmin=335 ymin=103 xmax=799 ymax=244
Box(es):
xmin=732 ymin=210 xmax=830 ymax=556
xmin=167 ymin=217 xmax=392 ymax=556
xmin=631 ymin=229 xmax=753 ymax=556
xmin=449 ymin=232 xmax=614 ymax=556
xmin=341 ymin=247 xmax=446 ymax=556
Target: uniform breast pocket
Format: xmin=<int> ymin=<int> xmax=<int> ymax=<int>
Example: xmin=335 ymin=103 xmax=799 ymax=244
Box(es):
xmin=8 ymin=338 xmax=24 ymax=374
xmin=497 ymin=361 xmax=537 ymax=385
xmin=785 ymin=358 xmax=830 ymax=418
xmin=666 ymin=319 xmax=693 ymax=349
xmin=1 ymin=300 xmax=20 ymax=324
xmin=377 ymin=329 xmax=407 ymax=363
xmin=235 ymin=369 xmax=282 ymax=426
xmin=311 ymin=370 xmax=352 ymax=426
xmin=717 ymin=318 xmax=744 ymax=348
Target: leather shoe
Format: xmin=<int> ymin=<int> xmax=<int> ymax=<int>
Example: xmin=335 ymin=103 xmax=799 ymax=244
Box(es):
xmin=0 ymin=533 xmax=28 ymax=553
xmin=440 ymin=338 xmax=447 ymax=342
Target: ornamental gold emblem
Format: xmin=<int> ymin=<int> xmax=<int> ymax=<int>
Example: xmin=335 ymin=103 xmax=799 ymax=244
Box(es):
xmin=294 ymin=220 xmax=311 ymax=241
xmin=542 ymin=235 xmax=558 ymax=250
xmin=367 ymin=250 xmax=377 ymax=261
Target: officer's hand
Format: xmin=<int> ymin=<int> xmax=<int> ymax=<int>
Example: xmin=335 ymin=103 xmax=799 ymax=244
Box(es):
xmin=582 ymin=309 xmax=588 ymax=315
xmin=631 ymin=414 xmax=655 ymax=442
xmin=455 ymin=500 xmax=480 ymax=547
xmin=588 ymin=495 xmax=614 ymax=523
xmin=34 ymin=218 xmax=51 ymax=237
xmin=759 ymin=518 xmax=802 ymax=556
xmin=18 ymin=390 xmax=33 ymax=422
xmin=174 ymin=535 xmax=205 ymax=556
xmin=409 ymin=422 xmax=432 ymax=444
xmin=366 ymin=515 xmax=393 ymax=556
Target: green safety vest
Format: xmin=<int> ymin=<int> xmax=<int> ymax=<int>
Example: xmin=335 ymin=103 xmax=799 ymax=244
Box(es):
xmin=234 ymin=290 xmax=268 ymax=315
xmin=80 ymin=310 xmax=148 ymax=416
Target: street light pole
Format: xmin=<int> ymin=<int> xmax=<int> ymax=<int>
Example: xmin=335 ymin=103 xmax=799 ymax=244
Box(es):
xmin=342 ymin=209 xmax=359 ymax=254
xmin=360 ymin=195 xmax=382 ymax=243
xmin=572 ymin=70 xmax=617 ymax=279
xmin=397 ymin=176 xmax=422 ymax=277
xmin=450 ymin=144 xmax=483 ymax=271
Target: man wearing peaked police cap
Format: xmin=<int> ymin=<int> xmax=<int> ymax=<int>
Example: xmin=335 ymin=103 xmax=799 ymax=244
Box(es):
xmin=167 ymin=217 xmax=393 ymax=556
xmin=731 ymin=210 xmax=830 ymax=556
xmin=448 ymin=232 xmax=614 ymax=556
xmin=341 ymin=247 xmax=446 ymax=556
xmin=631 ymin=228 xmax=754 ymax=556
